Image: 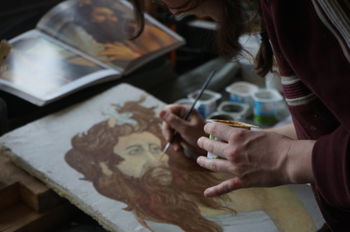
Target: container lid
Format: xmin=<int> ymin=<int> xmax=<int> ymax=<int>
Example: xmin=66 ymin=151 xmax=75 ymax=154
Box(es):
xmin=174 ymin=98 xmax=194 ymax=106
xmin=225 ymin=81 xmax=258 ymax=97
xmin=188 ymin=89 xmax=222 ymax=102
xmin=207 ymin=119 xmax=258 ymax=129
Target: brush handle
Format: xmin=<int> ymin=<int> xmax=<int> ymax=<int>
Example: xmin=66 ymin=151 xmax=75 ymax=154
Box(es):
xmin=162 ymin=70 xmax=216 ymax=153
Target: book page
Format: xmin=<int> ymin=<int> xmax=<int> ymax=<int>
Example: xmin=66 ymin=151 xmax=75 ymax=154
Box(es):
xmin=0 ymin=30 xmax=119 ymax=106
xmin=0 ymin=83 xmax=324 ymax=232
xmin=37 ymin=0 xmax=184 ymax=72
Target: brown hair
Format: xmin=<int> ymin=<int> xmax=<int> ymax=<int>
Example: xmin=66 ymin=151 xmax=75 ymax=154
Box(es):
xmin=130 ymin=0 xmax=273 ymax=77
xmin=65 ymin=98 xmax=234 ymax=232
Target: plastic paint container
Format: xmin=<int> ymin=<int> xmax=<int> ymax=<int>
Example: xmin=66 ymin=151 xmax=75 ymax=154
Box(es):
xmin=206 ymin=119 xmax=257 ymax=159
xmin=217 ymin=101 xmax=250 ymax=120
xmin=208 ymin=134 xmax=223 ymax=159
xmin=207 ymin=112 xmax=235 ymax=121
xmin=252 ymin=89 xmax=283 ymax=126
xmin=225 ymin=81 xmax=258 ymax=105
xmin=174 ymin=98 xmax=194 ymax=106
xmin=188 ymin=90 xmax=222 ymax=118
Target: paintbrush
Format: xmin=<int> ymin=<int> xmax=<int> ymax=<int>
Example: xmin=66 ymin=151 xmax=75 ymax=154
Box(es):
xmin=162 ymin=70 xmax=217 ymax=153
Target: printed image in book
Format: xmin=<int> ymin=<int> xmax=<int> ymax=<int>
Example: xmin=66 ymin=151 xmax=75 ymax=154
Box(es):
xmin=0 ymin=31 xmax=118 ymax=106
xmin=0 ymin=0 xmax=184 ymax=106
xmin=0 ymin=84 xmax=324 ymax=232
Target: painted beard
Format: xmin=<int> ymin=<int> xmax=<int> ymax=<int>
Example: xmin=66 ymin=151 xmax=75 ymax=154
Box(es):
xmin=142 ymin=166 xmax=173 ymax=186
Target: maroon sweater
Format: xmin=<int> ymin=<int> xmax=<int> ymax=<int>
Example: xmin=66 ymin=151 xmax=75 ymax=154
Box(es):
xmin=259 ymin=0 xmax=350 ymax=231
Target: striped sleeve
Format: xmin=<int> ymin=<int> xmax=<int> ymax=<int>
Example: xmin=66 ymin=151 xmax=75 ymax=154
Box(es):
xmin=311 ymin=0 xmax=350 ymax=63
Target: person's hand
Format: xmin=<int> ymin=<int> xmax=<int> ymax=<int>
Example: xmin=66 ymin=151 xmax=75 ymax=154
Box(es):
xmin=159 ymin=104 xmax=206 ymax=157
xmin=196 ymin=122 xmax=315 ymax=197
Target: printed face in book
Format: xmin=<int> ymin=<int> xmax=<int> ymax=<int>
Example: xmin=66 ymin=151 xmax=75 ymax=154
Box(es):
xmin=91 ymin=7 xmax=118 ymax=23
xmin=114 ymin=131 xmax=169 ymax=178
xmin=73 ymin=2 xmax=128 ymax=43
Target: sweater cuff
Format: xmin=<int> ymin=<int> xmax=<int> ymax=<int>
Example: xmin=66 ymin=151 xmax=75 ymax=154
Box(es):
xmin=312 ymin=126 xmax=350 ymax=208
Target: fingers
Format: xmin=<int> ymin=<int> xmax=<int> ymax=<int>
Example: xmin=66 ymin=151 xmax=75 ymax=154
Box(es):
xmin=161 ymin=104 xmax=190 ymax=119
xmin=203 ymin=171 xmax=287 ymax=197
xmin=160 ymin=105 xmax=191 ymax=138
xmin=160 ymin=105 xmax=190 ymax=152
xmin=161 ymin=112 xmax=187 ymax=141
xmin=197 ymin=136 xmax=232 ymax=160
xmin=204 ymin=177 xmax=243 ymax=197
xmin=196 ymin=156 xmax=234 ymax=173
xmin=204 ymin=122 xmax=246 ymax=142
xmin=161 ymin=118 xmax=172 ymax=141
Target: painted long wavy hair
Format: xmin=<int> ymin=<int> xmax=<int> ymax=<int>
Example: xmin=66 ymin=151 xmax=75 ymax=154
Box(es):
xmin=65 ymin=98 xmax=235 ymax=232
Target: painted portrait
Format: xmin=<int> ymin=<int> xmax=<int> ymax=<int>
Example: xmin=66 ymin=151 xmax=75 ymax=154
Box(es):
xmin=65 ymin=97 xmax=237 ymax=232
xmin=65 ymin=97 xmax=317 ymax=232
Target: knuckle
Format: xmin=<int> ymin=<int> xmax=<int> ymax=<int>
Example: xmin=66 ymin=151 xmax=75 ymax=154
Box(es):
xmin=228 ymin=133 xmax=237 ymax=142
xmin=223 ymin=182 xmax=233 ymax=193
xmin=224 ymin=146 xmax=238 ymax=161
xmin=211 ymin=124 xmax=220 ymax=135
xmin=227 ymin=179 xmax=236 ymax=189
xmin=205 ymin=122 xmax=222 ymax=135
xmin=181 ymin=125 xmax=192 ymax=135
xmin=208 ymin=161 xmax=218 ymax=171
xmin=163 ymin=112 xmax=173 ymax=122
xmin=228 ymin=129 xmax=246 ymax=142
xmin=231 ymin=166 xmax=244 ymax=177
xmin=207 ymin=141 xmax=216 ymax=153
xmin=204 ymin=123 xmax=213 ymax=134
xmin=164 ymin=105 xmax=174 ymax=112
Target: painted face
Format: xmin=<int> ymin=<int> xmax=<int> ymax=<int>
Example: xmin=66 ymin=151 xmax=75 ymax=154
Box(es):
xmin=160 ymin=0 xmax=222 ymax=21
xmin=91 ymin=7 xmax=118 ymax=23
xmin=114 ymin=132 xmax=169 ymax=178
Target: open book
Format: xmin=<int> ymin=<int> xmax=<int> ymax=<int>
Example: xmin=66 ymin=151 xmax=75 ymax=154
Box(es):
xmin=0 ymin=83 xmax=324 ymax=232
xmin=0 ymin=0 xmax=184 ymax=106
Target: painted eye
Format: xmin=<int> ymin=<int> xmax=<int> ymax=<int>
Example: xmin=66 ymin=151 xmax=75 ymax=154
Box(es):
xmin=127 ymin=145 xmax=144 ymax=155
xmin=149 ymin=143 xmax=161 ymax=155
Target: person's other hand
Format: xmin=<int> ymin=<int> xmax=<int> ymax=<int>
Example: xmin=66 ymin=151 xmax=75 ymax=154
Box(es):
xmin=160 ymin=104 xmax=206 ymax=157
xmin=196 ymin=122 xmax=314 ymax=197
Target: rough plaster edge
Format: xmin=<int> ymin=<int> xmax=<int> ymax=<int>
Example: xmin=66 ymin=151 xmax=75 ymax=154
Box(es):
xmin=1 ymin=145 xmax=122 ymax=232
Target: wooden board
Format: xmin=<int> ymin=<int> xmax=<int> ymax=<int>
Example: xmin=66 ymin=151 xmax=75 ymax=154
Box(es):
xmin=0 ymin=149 xmax=75 ymax=232
xmin=0 ymin=202 xmax=73 ymax=232
xmin=0 ymin=148 xmax=62 ymax=212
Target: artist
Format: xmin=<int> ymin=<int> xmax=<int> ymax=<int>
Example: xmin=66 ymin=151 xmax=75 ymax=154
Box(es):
xmin=131 ymin=0 xmax=350 ymax=231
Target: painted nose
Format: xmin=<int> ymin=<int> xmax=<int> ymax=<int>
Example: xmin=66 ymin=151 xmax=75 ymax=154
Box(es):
xmin=158 ymin=153 xmax=168 ymax=162
xmin=144 ymin=152 xmax=156 ymax=161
